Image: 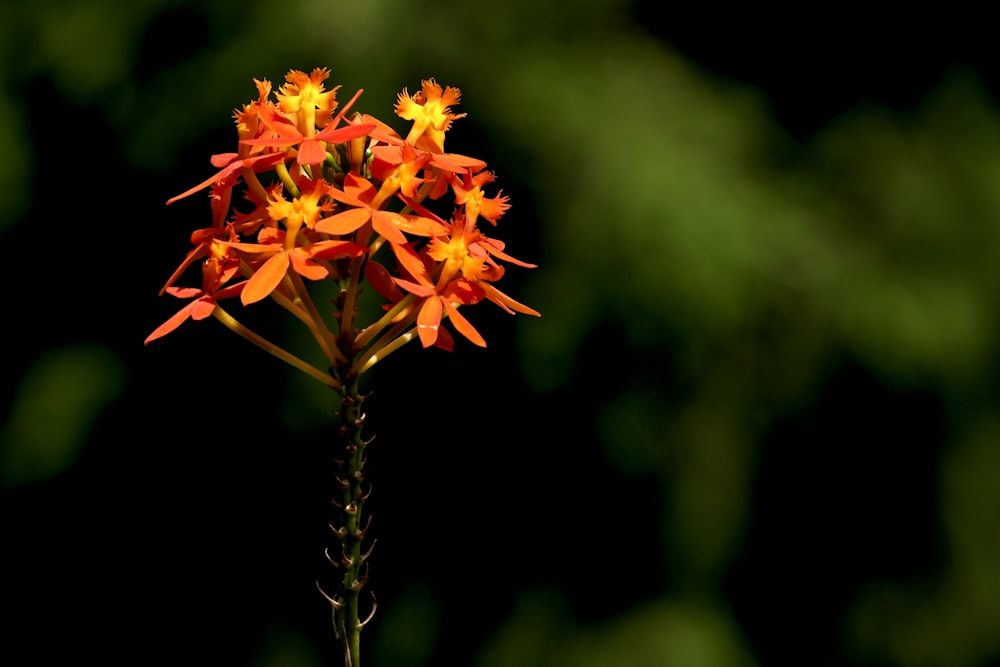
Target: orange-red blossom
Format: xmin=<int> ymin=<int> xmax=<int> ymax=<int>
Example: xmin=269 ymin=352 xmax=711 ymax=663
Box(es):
xmin=147 ymin=69 xmax=538 ymax=384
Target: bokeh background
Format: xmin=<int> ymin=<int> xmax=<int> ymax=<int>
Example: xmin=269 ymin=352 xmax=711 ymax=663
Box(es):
xmin=3 ymin=1 xmax=999 ymax=665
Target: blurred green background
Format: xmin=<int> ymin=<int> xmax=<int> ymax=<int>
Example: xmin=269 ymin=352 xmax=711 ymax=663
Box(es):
xmin=2 ymin=1 xmax=999 ymax=665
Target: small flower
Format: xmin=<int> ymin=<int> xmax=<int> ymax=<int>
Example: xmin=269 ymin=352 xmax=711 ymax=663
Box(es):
xmin=243 ymin=102 xmax=375 ymax=166
xmin=388 ymin=215 xmax=538 ymax=349
xmin=267 ymin=177 xmax=335 ymax=237
xmin=451 ymin=170 xmax=510 ymax=227
xmin=395 ymin=79 xmax=467 ymax=153
xmin=276 ymin=68 xmax=339 ymax=134
xmin=145 ymin=251 xmax=246 ymax=344
xmin=234 ymin=78 xmax=276 ymax=148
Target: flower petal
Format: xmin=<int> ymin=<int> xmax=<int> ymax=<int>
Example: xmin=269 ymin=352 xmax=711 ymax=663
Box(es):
xmin=296 ymin=138 xmax=328 ymax=165
xmin=417 ymin=296 xmax=442 ymax=347
xmin=371 ymin=210 xmax=408 ymax=246
xmin=242 ymin=252 xmax=290 ymax=305
xmin=144 ymin=300 xmax=200 ymax=344
xmin=316 ymin=207 xmax=371 ymax=235
xmin=480 ymin=282 xmax=541 ymax=316
xmin=289 ymin=250 xmax=329 ymax=281
xmin=441 ymin=298 xmax=486 ymax=347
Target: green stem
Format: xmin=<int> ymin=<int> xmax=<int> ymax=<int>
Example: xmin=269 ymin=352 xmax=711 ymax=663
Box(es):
xmin=240 ymin=167 xmax=270 ymax=204
xmin=275 ymin=160 xmax=301 ymax=197
xmin=318 ymin=369 xmax=375 ymax=667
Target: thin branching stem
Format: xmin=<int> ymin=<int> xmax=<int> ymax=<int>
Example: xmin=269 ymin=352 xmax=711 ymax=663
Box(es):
xmin=212 ymin=306 xmax=340 ymax=388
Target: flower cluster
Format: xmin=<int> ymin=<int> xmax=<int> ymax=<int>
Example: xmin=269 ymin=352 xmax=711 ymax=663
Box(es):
xmin=147 ymin=69 xmax=538 ymax=387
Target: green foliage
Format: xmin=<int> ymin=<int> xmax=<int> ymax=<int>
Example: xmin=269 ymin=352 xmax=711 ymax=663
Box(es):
xmin=252 ymin=626 xmax=324 ymax=667
xmin=0 ymin=344 xmax=124 ymax=487
xmin=370 ymin=580 xmax=441 ymax=667
xmin=479 ymin=590 xmax=756 ymax=667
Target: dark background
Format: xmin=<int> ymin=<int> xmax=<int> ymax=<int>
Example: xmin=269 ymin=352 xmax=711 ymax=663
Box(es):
xmin=3 ymin=2 xmax=999 ymax=665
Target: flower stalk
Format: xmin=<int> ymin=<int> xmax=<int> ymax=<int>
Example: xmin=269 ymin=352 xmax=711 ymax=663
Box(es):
xmin=318 ymin=370 xmax=375 ymax=667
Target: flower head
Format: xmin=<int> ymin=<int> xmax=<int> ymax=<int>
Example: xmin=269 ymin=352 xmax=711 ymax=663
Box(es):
xmin=152 ymin=71 xmax=537 ymax=380
xmin=395 ymin=79 xmax=467 ymax=153
xmin=277 ymin=68 xmax=339 ymax=133
xmin=451 ymin=170 xmax=510 ymax=227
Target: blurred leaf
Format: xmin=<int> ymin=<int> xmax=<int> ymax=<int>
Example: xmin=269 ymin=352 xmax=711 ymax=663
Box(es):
xmin=479 ymin=589 xmax=755 ymax=667
xmin=251 ymin=626 xmax=323 ymax=667
xmin=26 ymin=0 xmax=155 ymax=102
xmin=846 ymin=416 xmax=1000 ymax=666
xmin=0 ymin=343 xmax=125 ymax=486
xmin=0 ymin=93 xmax=31 ymax=232
xmin=371 ymin=580 xmax=441 ymax=667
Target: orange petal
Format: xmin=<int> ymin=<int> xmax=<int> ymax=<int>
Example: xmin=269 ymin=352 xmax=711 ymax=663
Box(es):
xmin=391 ymin=242 xmax=432 ymax=286
xmin=371 ymin=210 xmax=408 ymax=246
xmin=289 ymin=250 xmax=329 ymax=281
xmin=166 ymin=160 xmax=242 ymax=205
xmin=316 ymin=207 xmax=371 ymax=235
xmin=482 ymin=241 xmax=537 ymax=268
xmin=393 ymin=277 xmax=435 ymax=298
xmin=165 ymin=286 xmax=204 ymax=299
xmin=297 ymin=139 xmax=327 ymax=165
xmin=308 ymin=240 xmax=368 ymax=260
xmin=242 ymin=252 xmax=290 ymax=305
xmin=480 ymin=282 xmax=540 ymax=316
xmin=315 ymin=122 xmax=376 ymax=144
xmin=393 ymin=214 xmax=447 ymax=237
xmin=190 ymin=297 xmax=218 ymax=321
xmin=417 ymin=297 xmax=442 ymax=347
xmin=365 ymin=261 xmax=406 ymax=302
xmin=433 ymin=325 xmax=455 ymax=352
xmin=442 ymin=299 xmax=486 ymax=347
xmin=430 ymin=152 xmax=487 ymax=173
xmin=144 ymin=300 xmax=199 ymax=344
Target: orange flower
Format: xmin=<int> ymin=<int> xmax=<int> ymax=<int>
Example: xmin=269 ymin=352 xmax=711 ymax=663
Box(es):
xmin=395 ymin=79 xmax=467 ymax=153
xmin=363 ymin=112 xmax=487 ymax=173
xmin=226 ymin=228 xmax=366 ymax=305
xmin=145 ymin=250 xmax=246 ymax=344
xmin=425 ymin=215 xmax=536 ymax=297
xmin=267 ymin=177 xmax=334 ymax=237
xmin=317 ymin=172 xmax=446 ymax=247
xmin=234 ymin=78 xmax=275 ymax=150
xmin=276 ymin=68 xmax=339 ymax=135
xmin=388 ymin=217 xmax=539 ymax=348
xmin=369 ymin=142 xmax=430 ymax=200
xmin=451 ymin=170 xmax=510 ymax=227
xmin=243 ymin=102 xmax=375 ymax=166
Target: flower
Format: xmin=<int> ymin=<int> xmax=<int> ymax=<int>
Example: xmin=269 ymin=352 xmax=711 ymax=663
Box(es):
xmin=317 ymin=172 xmax=445 ymax=247
xmin=276 ymin=68 xmax=339 ymax=132
xmin=145 ymin=248 xmax=246 ymax=344
xmin=226 ymin=228 xmax=366 ymax=305
xmin=387 ymin=214 xmax=539 ymax=348
xmin=267 ymin=176 xmax=335 ymax=237
xmin=395 ymin=79 xmax=467 ymax=153
xmin=242 ymin=102 xmax=375 ymax=166
xmin=451 ymin=170 xmax=510 ymax=227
